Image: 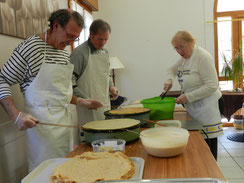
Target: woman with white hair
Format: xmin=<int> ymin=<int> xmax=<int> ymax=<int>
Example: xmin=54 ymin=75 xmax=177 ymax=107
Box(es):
xmin=163 ymin=30 xmax=223 ymax=160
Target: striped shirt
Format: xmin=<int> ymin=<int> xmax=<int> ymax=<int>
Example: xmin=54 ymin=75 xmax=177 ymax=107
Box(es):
xmin=0 ymin=35 xmax=70 ymax=99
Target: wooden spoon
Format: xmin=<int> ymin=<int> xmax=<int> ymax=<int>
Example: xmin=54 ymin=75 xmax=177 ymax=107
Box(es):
xmin=125 ymin=129 xmax=146 ymax=137
xmin=37 ymin=122 xmax=80 ymax=128
xmin=142 ymin=119 xmax=167 ymax=127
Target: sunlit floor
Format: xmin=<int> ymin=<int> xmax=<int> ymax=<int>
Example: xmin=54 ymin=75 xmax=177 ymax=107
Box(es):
xmin=218 ymin=118 xmax=244 ymax=183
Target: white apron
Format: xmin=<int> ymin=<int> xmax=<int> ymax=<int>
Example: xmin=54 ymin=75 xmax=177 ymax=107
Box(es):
xmin=177 ymin=48 xmax=223 ymax=139
xmin=24 ymin=33 xmax=74 ymax=171
xmin=76 ymin=48 xmax=111 ymax=127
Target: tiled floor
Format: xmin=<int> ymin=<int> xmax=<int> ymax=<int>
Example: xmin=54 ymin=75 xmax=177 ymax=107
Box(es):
xmin=218 ymin=119 xmax=244 ymax=183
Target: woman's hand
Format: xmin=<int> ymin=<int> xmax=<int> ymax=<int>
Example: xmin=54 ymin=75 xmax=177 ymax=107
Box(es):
xmin=163 ymin=82 xmax=172 ymax=91
xmin=176 ymin=94 xmax=188 ymax=104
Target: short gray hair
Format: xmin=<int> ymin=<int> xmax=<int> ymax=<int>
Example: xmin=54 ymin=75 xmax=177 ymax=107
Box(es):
xmin=48 ymin=9 xmax=84 ymax=31
xmin=89 ymin=19 xmax=111 ymax=35
xmin=171 ymin=30 xmax=196 ymax=45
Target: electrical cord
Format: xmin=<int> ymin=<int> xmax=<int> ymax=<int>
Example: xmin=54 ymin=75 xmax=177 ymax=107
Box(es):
xmin=201 ymin=129 xmax=210 ymax=145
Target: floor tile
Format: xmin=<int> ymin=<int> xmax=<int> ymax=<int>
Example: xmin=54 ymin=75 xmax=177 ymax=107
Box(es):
xmin=218 ymin=125 xmax=244 ymax=181
xmin=221 ymin=142 xmax=244 ymax=149
xmin=233 ymin=157 xmax=244 ymax=167
xmin=218 ymin=148 xmax=231 ymax=158
xmin=219 ymin=129 xmax=239 ymax=143
xmin=221 ymin=129 xmax=234 ymax=136
xmin=219 ymin=167 xmax=244 ymax=178
xmin=218 ymin=137 xmax=230 ymax=143
xmin=226 ymin=148 xmax=244 ymax=157
xmin=217 ymin=157 xmax=238 ymax=167
xmin=218 ymin=142 xmax=224 ymax=149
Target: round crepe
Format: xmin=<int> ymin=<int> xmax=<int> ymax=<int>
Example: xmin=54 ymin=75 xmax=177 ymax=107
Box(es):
xmin=82 ymin=119 xmax=140 ymax=131
xmin=108 ymin=107 xmax=150 ymax=115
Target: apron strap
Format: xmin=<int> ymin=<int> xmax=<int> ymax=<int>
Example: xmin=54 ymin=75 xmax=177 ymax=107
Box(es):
xmin=41 ymin=30 xmax=48 ymax=66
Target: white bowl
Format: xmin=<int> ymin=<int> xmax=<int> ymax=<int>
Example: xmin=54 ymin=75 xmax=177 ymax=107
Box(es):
xmin=140 ymin=127 xmax=189 ymax=157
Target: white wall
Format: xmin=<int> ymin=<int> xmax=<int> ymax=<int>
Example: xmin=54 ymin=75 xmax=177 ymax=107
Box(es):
xmin=0 ymin=0 xmax=216 ymax=116
xmin=93 ymin=0 xmax=215 ymax=101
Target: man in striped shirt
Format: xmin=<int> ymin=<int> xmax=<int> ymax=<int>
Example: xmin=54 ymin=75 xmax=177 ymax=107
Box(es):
xmin=0 ymin=9 xmax=102 ymax=171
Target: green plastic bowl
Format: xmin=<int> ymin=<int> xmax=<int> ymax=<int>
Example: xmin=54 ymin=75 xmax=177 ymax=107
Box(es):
xmin=141 ymin=97 xmax=176 ymax=120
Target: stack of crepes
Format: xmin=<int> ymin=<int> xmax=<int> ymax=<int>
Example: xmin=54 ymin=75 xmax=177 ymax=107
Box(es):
xmin=49 ymin=151 xmax=135 ymax=183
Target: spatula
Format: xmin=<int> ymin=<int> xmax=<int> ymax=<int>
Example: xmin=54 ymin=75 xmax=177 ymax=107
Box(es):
xmin=160 ymin=88 xmax=170 ymax=100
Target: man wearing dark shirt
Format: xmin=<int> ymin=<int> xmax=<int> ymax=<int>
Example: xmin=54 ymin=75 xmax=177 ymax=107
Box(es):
xmin=71 ymin=19 xmax=119 ymax=125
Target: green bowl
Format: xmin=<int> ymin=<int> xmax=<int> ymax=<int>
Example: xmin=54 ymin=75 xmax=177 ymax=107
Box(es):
xmin=141 ymin=97 xmax=176 ymax=120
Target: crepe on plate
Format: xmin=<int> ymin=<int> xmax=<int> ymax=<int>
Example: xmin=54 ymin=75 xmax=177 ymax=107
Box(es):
xmin=50 ymin=151 xmax=135 ymax=183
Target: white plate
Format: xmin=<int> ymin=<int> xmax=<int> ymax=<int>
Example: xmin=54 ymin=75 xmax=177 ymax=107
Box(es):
xmin=21 ymin=157 xmax=145 ymax=183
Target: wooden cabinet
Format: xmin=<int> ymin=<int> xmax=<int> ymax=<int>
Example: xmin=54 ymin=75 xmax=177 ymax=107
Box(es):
xmin=80 ymin=0 xmax=98 ymax=11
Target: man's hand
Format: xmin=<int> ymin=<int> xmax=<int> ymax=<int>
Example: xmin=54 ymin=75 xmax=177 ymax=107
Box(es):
xmin=0 ymin=97 xmax=39 ymax=131
xmin=14 ymin=112 xmax=39 ymax=130
xmin=77 ymin=98 xmax=103 ymax=109
xmin=110 ymin=86 xmax=119 ymax=100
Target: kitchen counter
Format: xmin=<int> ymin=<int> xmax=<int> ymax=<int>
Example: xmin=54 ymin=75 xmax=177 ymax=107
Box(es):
xmin=66 ymin=111 xmax=226 ymax=181
xmin=167 ymin=90 xmax=244 ymax=121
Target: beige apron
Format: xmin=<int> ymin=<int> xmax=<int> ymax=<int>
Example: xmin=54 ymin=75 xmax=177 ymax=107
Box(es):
xmin=177 ymin=47 xmax=223 ymax=139
xmin=76 ymin=48 xmax=111 ymax=127
xmin=24 ymin=32 xmax=74 ymax=171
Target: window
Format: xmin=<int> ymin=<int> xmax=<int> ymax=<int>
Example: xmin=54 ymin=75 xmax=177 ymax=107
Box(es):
xmin=69 ymin=0 xmax=93 ymax=48
xmin=217 ymin=0 xmax=244 ymax=12
xmin=214 ymin=0 xmax=244 ymax=90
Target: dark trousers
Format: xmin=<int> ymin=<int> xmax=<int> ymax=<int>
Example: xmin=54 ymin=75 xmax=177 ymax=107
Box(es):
xmin=218 ymin=96 xmax=224 ymax=116
xmin=205 ymin=138 xmax=218 ymax=160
